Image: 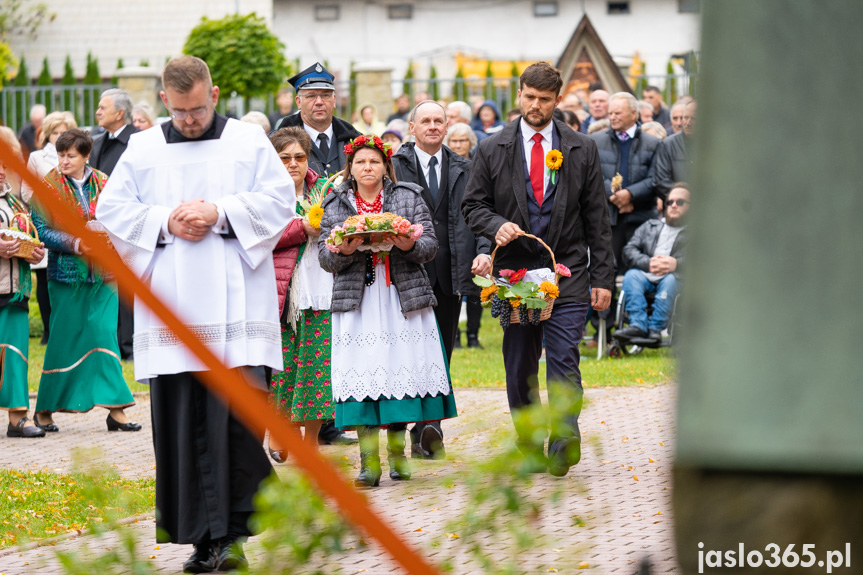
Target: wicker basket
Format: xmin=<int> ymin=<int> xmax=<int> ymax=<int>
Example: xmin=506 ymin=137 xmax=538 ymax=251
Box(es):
xmin=0 ymin=213 xmax=40 ymax=259
xmin=489 ymin=232 xmax=558 ymax=324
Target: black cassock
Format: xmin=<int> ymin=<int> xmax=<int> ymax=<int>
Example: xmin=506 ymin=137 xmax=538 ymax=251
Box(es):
xmin=148 ymin=116 xmax=274 ymax=545
xmin=150 ymin=371 xmax=272 ymax=545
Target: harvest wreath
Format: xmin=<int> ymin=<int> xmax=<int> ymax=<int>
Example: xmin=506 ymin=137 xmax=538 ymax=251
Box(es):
xmin=325 ymin=212 xmax=423 ymax=251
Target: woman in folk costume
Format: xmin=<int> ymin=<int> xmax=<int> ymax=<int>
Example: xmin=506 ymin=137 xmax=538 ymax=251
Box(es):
xmin=318 ymin=134 xmax=457 ymax=487
xmin=30 ymin=129 xmax=140 ymax=433
xmin=267 ymin=127 xmax=335 ymax=462
xmin=1 ymin=161 xmax=47 ymax=438
xmin=22 ymin=111 xmax=78 ymax=345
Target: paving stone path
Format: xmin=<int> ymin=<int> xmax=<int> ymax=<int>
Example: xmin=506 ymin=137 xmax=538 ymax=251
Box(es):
xmin=0 ymin=385 xmax=679 ymax=574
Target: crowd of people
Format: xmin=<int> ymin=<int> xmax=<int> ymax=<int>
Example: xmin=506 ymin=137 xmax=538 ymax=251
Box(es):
xmin=0 ymin=57 xmax=690 ymax=572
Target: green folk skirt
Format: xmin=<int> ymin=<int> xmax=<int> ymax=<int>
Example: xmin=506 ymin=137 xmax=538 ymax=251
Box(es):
xmin=334 ymin=392 xmax=458 ymax=429
xmin=35 ymin=281 xmax=134 ymax=413
xmin=0 ymin=304 xmax=30 ymax=411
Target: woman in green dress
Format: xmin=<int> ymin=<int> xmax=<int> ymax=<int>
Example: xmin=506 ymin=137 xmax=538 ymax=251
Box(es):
xmin=30 ymin=129 xmax=140 ymax=433
xmin=1 ymin=161 xmax=47 ymax=438
xmin=267 ymin=127 xmax=335 ymax=461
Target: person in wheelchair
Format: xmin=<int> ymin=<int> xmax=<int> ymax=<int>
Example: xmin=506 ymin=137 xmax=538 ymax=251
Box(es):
xmin=614 ymin=182 xmax=689 ymax=345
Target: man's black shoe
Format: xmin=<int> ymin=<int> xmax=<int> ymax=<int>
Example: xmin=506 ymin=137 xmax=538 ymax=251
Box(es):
xmin=467 ymin=335 xmax=483 ymax=349
xmin=647 ymin=329 xmax=662 ymax=343
xmin=318 ymin=431 xmax=358 ymax=445
xmin=216 ymin=536 xmax=247 ymax=572
xmin=419 ymin=424 xmax=445 ymax=459
xmin=613 ymin=326 xmax=648 ymax=341
xmin=411 ymin=442 xmax=432 ymax=459
xmin=318 ymin=421 xmax=358 ymax=445
xmin=183 ymin=541 xmax=219 ymax=573
xmin=548 ymin=440 xmax=581 ymax=477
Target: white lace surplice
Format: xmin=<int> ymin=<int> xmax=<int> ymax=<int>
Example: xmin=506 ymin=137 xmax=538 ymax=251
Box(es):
xmin=331 ymin=264 xmax=450 ymax=402
xmin=95 ymin=120 xmax=296 ymax=381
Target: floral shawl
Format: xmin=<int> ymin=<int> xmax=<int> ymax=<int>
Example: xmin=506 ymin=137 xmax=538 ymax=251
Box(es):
xmin=42 ymin=166 xmax=108 ymax=222
xmin=40 ymin=166 xmax=109 ymax=284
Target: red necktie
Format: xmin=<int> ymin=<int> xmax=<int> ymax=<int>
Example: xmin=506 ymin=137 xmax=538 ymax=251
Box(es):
xmin=530 ymin=133 xmax=544 ymax=206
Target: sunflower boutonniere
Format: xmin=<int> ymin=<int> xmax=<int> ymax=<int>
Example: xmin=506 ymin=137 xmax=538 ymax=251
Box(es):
xmin=545 ymin=149 xmax=563 ymax=184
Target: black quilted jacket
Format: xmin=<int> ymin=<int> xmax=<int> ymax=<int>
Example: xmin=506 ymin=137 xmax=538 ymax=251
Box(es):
xmin=318 ymin=178 xmax=438 ymax=314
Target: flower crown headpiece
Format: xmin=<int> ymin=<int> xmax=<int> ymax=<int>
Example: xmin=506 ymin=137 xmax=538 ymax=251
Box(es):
xmin=343 ymin=135 xmax=393 ymax=160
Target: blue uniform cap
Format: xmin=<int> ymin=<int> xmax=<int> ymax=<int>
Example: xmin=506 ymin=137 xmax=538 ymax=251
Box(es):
xmin=288 ymin=62 xmax=335 ymax=91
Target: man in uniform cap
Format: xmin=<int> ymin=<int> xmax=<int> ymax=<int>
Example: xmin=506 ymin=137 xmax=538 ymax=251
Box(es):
xmin=273 ymin=62 xmax=361 ymax=178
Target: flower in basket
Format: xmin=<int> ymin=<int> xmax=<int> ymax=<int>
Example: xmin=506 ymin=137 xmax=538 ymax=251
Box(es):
xmin=480 ymin=284 xmax=498 ymax=303
xmin=392 ymin=216 xmax=412 ymax=235
xmin=408 ymin=222 xmax=423 ymax=241
xmin=539 ymin=281 xmax=559 ymax=299
xmin=555 ymin=263 xmax=571 ymax=277
xmin=326 ymin=225 xmax=345 ymax=252
xmin=508 ymin=268 xmax=527 ymax=284
xmin=472 ymin=265 xmax=552 ymax=327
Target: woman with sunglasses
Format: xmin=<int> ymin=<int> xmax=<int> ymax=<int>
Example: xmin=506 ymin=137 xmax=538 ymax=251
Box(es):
xmin=266 ymin=127 xmax=335 ymax=461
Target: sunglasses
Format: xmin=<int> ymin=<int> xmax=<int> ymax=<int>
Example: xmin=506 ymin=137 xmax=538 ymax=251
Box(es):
xmin=280 ymin=154 xmax=308 ymax=164
xmin=667 ymin=199 xmax=689 ymax=207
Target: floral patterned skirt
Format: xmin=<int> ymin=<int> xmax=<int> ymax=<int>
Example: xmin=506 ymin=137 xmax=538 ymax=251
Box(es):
xmin=269 ymin=309 xmax=335 ymax=422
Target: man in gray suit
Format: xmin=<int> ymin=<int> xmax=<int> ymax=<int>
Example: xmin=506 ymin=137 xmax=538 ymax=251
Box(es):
xmin=392 ymin=100 xmax=491 ymax=458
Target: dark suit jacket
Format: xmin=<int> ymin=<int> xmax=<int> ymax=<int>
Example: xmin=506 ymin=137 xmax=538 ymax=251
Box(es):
xmin=462 ymin=118 xmax=614 ymax=304
xmin=274 ymin=113 xmax=360 ymax=177
xmin=392 ymin=142 xmax=490 ymax=297
xmin=90 ymin=124 xmax=139 ymax=176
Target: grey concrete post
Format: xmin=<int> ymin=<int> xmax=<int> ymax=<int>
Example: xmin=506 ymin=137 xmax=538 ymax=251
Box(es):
xmin=674 ymin=2 xmax=863 ymax=572
xmin=353 ymin=63 xmax=393 ymax=128
xmin=115 ymin=66 xmax=162 ymax=114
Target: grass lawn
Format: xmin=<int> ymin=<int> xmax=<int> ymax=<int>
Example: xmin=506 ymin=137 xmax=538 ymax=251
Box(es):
xmin=451 ymin=310 xmax=675 ymax=388
xmin=0 ymin=469 xmax=155 ymax=550
xmin=24 ymin=286 xmax=674 ymax=392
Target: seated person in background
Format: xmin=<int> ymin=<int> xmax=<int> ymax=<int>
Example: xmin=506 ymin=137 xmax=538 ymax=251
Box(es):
xmin=614 ymin=183 xmax=689 ymax=344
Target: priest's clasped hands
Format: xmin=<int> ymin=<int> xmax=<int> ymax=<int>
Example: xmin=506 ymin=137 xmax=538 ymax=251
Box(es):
xmin=168 ymin=199 xmax=219 ymax=241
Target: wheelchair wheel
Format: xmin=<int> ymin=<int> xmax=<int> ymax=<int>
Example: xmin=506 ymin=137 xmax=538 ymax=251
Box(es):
xmin=620 ymin=342 xmax=644 ymax=356
xmin=611 ymin=288 xmax=644 ymax=356
xmin=608 ymin=342 xmax=622 ymax=358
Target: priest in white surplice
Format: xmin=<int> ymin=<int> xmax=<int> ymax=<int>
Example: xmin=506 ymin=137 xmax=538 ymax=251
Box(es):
xmin=96 ymin=57 xmax=294 ymax=573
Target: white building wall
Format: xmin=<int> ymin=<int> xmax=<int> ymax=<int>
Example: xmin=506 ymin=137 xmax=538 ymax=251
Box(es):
xmin=9 ymin=0 xmax=273 ymax=80
xmin=273 ymin=0 xmax=700 ymax=86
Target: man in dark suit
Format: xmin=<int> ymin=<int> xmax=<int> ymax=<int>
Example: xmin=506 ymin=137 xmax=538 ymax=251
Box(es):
xmin=92 ymin=89 xmax=139 ymax=176
xmin=392 ymin=101 xmax=491 ymax=459
xmin=91 ymin=89 xmax=139 ymax=360
xmin=462 ymin=61 xmax=614 ymax=477
xmin=273 ymin=62 xmax=360 ymax=178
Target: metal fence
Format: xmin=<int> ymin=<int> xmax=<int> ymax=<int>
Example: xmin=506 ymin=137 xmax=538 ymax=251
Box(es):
xmin=0 ymin=72 xmax=698 ymax=134
xmin=0 ymin=84 xmax=118 ymax=132
xmin=392 ymin=77 xmax=522 ymax=118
